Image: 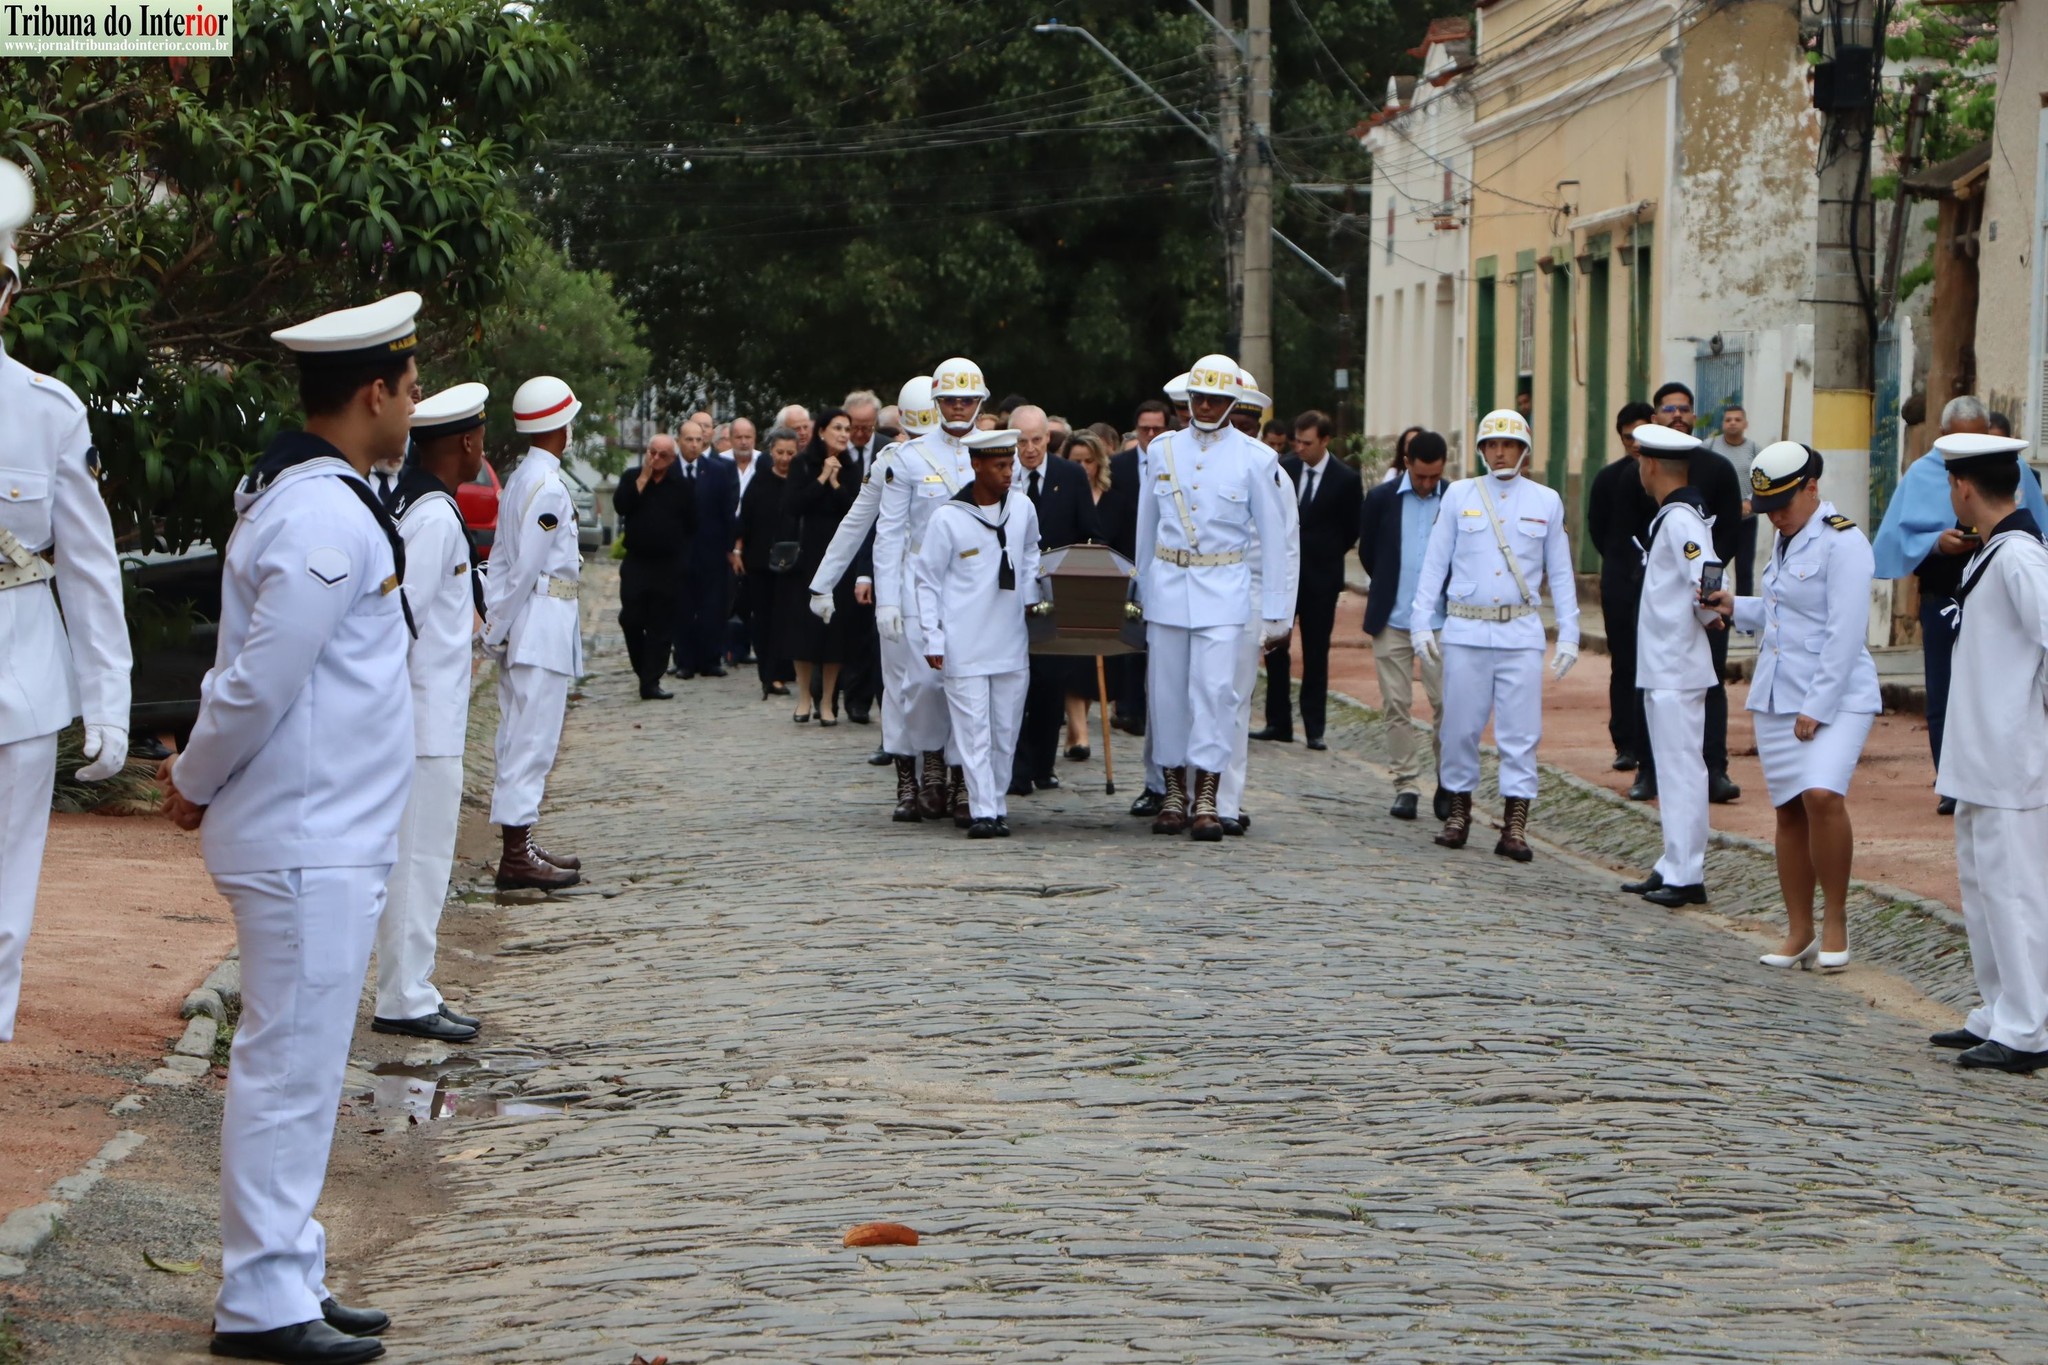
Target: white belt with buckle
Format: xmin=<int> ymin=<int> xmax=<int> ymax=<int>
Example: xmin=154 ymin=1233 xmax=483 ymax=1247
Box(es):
xmin=1447 ymin=602 xmax=1535 ymax=622
xmin=0 ymin=525 xmax=53 ymax=592
xmin=1154 ymin=546 xmax=1245 ymax=568
xmin=535 ymin=575 xmax=580 ymax=601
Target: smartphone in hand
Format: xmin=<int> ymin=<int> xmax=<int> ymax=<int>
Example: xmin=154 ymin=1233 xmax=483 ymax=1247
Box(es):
xmin=1697 ymin=562 xmax=1724 ymax=604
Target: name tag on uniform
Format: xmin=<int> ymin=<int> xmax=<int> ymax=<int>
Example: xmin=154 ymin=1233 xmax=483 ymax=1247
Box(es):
xmin=1519 ymin=517 xmax=1547 ymax=528
xmin=923 ymin=474 xmax=944 ymax=483
xmin=380 ymin=573 xmax=400 ymax=596
xmin=959 ymin=548 xmax=979 ymax=558
xmin=453 ymin=562 xmax=469 ymax=575
xmin=1460 ymin=508 xmax=1484 ymax=517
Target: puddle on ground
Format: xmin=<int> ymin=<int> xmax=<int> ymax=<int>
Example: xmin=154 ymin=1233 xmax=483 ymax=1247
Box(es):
xmin=353 ymin=1049 xmax=571 ymax=1125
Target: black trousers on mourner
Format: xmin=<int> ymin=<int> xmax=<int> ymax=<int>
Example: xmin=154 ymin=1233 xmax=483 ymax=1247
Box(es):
xmin=1601 ymin=580 xmax=1645 ymax=761
xmin=1263 ymin=583 xmax=1340 ymax=740
xmin=619 ymin=555 xmax=681 ymax=693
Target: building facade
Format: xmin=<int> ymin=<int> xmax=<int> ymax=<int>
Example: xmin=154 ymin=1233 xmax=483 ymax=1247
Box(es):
xmin=1975 ymin=1 xmax=2047 ymax=439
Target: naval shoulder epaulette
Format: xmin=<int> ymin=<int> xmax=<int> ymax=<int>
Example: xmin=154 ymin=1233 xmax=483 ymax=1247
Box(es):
xmin=1824 ymin=514 xmax=1856 ymax=532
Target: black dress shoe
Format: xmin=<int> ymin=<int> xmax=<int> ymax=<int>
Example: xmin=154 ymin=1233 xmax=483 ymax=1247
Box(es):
xmin=992 ymin=816 xmax=1012 ymax=838
xmin=1007 ymin=776 xmax=1035 ymax=798
xmin=768 ymin=683 xmax=791 ymax=697
xmin=1930 ymin=1027 xmax=1984 ymax=1049
xmin=1035 ymin=774 xmax=1061 ymax=790
xmin=967 ymin=817 xmax=1002 ymax=839
xmin=678 ymin=669 xmax=697 ymax=680
xmin=1249 ymin=726 xmax=1293 ymax=743
xmin=1066 ymin=745 xmax=1090 ymax=761
xmin=1937 ymin=795 xmax=1957 ymax=816
xmin=1627 ymin=775 xmax=1657 ymax=801
xmin=1957 ymin=1039 xmax=2048 ymax=1073
xmin=1390 ymin=792 xmax=1419 ymax=821
xmin=1708 ymin=771 xmax=1741 ymax=803
xmin=1235 ymin=812 xmax=1251 ymax=833
xmin=1621 ymin=870 xmax=1665 ymax=895
xmin=1432 ymin=786 xmax=1452 ymax=821
xmin=701 ymin=664 xmax=728 ymax=678
xmin=1129 ymin=789 xmax=1164 ymax=818
xmin=1305 ymin=737 xmax=1328 ymax=751
xmin=846 ymin=706 xmax=871 ymax=724
xmin=211 ymin=1320 xmax=384 ymax=1362
xmin=437 ymin=1003 xmax=480 ymax=1030
xmin=371 ymin=1012 xmax=478 ymax=1043
xmin=867 ymin=747 xmax=893 ymax=766
xmin=321 ymin=1299 xmax=389 ymax=1338
xmin=1612 ymin=751 xmax=1638 ymax=772
xmin=638 ymin=686 xmax=673 ymax=700
xmin=1642 ymin=882 xmax=1708 ymax=907
xmin=1219 ymin=816 xmax=1245 ymax=836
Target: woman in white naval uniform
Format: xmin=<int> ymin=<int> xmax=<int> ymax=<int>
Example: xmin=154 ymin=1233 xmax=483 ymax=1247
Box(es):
xmin=1410 ymin=409 xmax=1580 ymax=861
xmin=163 ymin=292 xmax=418 ymax=1364
xmin=369 ymin=383 xmax=490 ymax=1045
xmin=0 ymin=159 xmax=132 ymax=1044
xmin=914 ymin=427 xmax=1041 ymax=837
xmin=482 ymin=375 xmax=585 ymax=892
xmin=1709 ymin=442 xmax=1879 ymax=973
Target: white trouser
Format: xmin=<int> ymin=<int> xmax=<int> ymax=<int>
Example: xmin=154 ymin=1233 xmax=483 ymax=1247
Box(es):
xmin=881 ymin=620 xmax=950 ymax=757
xmin=1438 ymin=644 xmax=1544 ymax=800
xmin=1218 ymin=618 xmax=1263 ymax=820
xmin=1958 ymin=802 xmax=2048 ymax=1054
xmin=491 ymin=663 xmax=569 ymax=828
xmin=214 ymin=863 xmax=388 ymax=1335
xmin=0 ymin=733 xmax=57 ymax=1043
xmin=943 ymin=671 xmax=1028 ymax=819
xmin=374 ymin=755 xmax=461 ymax=1021
xmin=1143 ymin=701 xmax=1162 ymax=793
xmin=1645 ymin=687 xmax=1709 ymax=886
xmin=1146 ymin=622 xmax=1243 ymax=775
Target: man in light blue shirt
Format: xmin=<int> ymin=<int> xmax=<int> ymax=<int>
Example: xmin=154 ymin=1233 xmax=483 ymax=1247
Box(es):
xmin=1357 ymin=432 xmax=1449 ymax=819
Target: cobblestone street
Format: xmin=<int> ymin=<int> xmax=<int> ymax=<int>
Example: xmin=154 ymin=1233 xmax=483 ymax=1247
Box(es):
xmin=363 ymin=587 xmax=2048 ymax=1364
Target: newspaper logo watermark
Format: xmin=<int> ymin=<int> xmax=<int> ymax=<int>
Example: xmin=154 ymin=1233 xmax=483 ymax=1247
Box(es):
xmin=1 ymin=0 xmax=232 ymax=55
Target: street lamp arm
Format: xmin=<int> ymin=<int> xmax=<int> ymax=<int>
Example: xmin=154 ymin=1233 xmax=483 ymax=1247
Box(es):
xmin=1033 ymin=20 xmax=1226 ymax=155
xmin=1272 ymin=228 xmax=1344 ymax=289
xmin=1181 ymin=0 xmax=1247 ymax=55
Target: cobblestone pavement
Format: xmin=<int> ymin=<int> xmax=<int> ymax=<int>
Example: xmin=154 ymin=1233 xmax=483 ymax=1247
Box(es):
xmin=363 ymin=569 xmax=2048 ymax=1364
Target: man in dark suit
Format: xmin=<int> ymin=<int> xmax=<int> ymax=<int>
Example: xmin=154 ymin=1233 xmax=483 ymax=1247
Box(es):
xmin=1101 ymin=399 xmax=1169 ymax=740
xmin=1254 ymin=410 xmax=1362 ymax=750
xmin=613 ymin=433 xmax=694 ymax=699
xmin=675 ymin=418 xmax=738 ymax=678
xmin=1586 ymin=402 xmax=1658 ymax=779
xmin=1007 ymin=405 xmax=1104 ymax=795
xmin=835 ymin=390 xmax=884 ymax=726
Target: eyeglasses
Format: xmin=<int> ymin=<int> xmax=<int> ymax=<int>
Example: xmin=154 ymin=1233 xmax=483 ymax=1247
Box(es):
xmin=1658 ymin=404 xmax=1692 ymax=415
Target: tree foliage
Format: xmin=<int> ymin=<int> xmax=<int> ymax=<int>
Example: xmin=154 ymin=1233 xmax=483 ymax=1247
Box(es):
xmin=0 ymin=0 xmax=577 ymax=552
xmin=538 ymin=0 xmax=1463 ymax=428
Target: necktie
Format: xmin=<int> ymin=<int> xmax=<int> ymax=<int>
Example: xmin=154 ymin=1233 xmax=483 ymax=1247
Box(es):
xmin=375 ymin=471 xmax=393 ymax=505
xmin=1301 ymin=469 xmax=1316 ymax=508
xmin=1028 ymin=469 xmax=1041 ymax=501
xmin=685 ymin=461 xmax=696 ymax=479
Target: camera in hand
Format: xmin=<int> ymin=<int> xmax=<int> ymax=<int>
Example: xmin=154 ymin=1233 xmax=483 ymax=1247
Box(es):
xmin=1697 ymin=562 xmax=1724 ymax=603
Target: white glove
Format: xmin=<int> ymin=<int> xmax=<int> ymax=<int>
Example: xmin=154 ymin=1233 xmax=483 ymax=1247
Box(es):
xmin=75 ymin=724 xmax=128 ymax=782
xmin=809 ymin=592 xmax=835 ymax=624
xmin=478 ymin=629 xmax=509 ymax=664
xmin=1550 ymin=641 xmax=1579 ymax=682
xmin=1260 ymin=618 xmax=1292 ymax=646
xmin=876 ymin=605 xmax=904 ymax=641
xmin=1412 ymin=628 xmax=1439 ymax=664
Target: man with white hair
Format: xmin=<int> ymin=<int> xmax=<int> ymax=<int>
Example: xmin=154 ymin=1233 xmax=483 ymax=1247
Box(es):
xmin=838 ymin=389 xmax=886 ymax=727
xmin=775 ymin=403 xmax=813 ymax=451
xmin=1007 ymin=403 xmax=1101 ymax=796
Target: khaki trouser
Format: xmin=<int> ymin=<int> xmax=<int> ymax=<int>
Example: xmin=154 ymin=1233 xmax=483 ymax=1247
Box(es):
xmin=1371 ymin=627 xmax=1444 ymax=795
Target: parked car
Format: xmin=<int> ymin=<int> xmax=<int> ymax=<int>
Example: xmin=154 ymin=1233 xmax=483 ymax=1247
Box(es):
xmin=458 ymin=459 xmax=501 ymax=558
xmin=125 ymin=547 xmax=222 ymax=744
xmin=557 ymin=466 xmax=604 ymax=553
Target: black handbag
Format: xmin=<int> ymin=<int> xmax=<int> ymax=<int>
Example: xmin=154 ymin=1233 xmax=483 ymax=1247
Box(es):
xmin=766 ymin=541 xmax=801 ymax=573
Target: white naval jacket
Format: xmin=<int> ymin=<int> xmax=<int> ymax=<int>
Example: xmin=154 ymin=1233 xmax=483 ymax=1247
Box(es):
xmin=392 ymin=477 xmax=474 ymax=758
xmin=173 ymin=451 xmax=413 ymax=875
xmin=1411 ymin=474 xmax=1579 ymax=652
xmin=482 ymin=447 xmax=582 ymax=677
xmin=1729 ymin=502 xmax=1879 ymax=722
xmin=870 ymin=430 xmax=973 ymax=613
xmin=1936 ymin=520 xmax=2048 ymax=809
xmin=1634 ymin=496 xmax=1720 ymax=691
xmin=1134 ymin=425 xmax=1295 ymax=629
xmin=0 ymin=344 xmax=131 ymax=746
xmin=914 ymin=490 xmax=1041 ymax=677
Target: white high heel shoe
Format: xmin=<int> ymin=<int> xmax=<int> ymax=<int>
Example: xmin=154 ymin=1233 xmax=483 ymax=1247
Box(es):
xmin=1760 ymin=938 xmax=1820 ymax=970
xmin=1818 ymin=947 xmax=1850 ymax=972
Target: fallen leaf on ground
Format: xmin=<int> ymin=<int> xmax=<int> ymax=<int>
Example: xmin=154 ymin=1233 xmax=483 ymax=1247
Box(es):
xmin=628 ymin=1355 xmax=669 ymax=1364
xmin=143 ymin=1251 xmax=204 ymax=1274
xmin=446 ymin=1146 xmax=496 ymax=1162
xmin=843 ymin=1222 xmax=920 ymax=1248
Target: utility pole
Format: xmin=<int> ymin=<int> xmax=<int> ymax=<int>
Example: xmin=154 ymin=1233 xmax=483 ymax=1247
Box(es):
xmin=1213 ymin=0 xmax=1244 ymax=357
xmin=1810 ymin=0 xmax=1878 ymax=513
xmin=1241 ymin=0 xmax=1273 ymax=390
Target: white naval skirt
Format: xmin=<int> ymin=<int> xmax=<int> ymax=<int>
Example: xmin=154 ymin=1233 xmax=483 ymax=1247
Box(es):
xmin=1753 ymin=709 xmax=1875 ymax=807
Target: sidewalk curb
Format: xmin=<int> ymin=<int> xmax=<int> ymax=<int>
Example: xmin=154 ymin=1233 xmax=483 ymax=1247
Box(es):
xmin=147 ymin=948 xmax=239 ymax=1089
xmin=0 ymin=1130 xmax=147 ymax=1279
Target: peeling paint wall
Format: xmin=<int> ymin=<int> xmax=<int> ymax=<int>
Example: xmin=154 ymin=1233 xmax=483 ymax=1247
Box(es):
xmin=1974 ymin=5 xmax=2045 ymax=435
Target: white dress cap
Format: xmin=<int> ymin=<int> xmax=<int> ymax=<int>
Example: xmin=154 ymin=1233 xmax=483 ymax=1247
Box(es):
xmin=966 ymin=427 xmax=1021 ymax=455
xmin=1932 ymin=431 xmax=2030 ymax=470
xmin=271 ymin=291 xmax=422 ymax=368
xmin=1633 ymin=422 xmax=1702 ymax=459
xmin=410 ymin=381 xmax=491 ymax=439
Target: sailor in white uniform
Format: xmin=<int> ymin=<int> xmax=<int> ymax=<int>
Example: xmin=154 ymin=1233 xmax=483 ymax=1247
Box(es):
xmin=0 ymin=159 xmax=133 ymax=1045
xmin=482 ymin=376 xmax=584 ymax=892
xmin=1926 ymin=433 xmax=2048 ymax=1073
xmin=370 ymin=383 xmax=489 ymax=1045
xmin=161 ymin=292 xmax=419 ymax=1364
xmin=1218 ymin=370 xmax=1300 ymax=836
xmin=1134 ymin=355 xmax=1294 ymax=841
xmin=914 ymin=427 xmax=1041 ymax=837
xmin=1411 ymin=408 xmax=1580 ymax=861
xmin=1617 ymin=423 xmax=1723 ymax=908
xmin=1128 ymin=371 xmax=1192 ymax=821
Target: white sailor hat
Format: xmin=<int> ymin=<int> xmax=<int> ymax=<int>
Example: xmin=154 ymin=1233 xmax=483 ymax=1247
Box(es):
xmin=1932 ymin=431 xmax=2030 ymax=472
xmin=511 ymin=374 xmax=581 ymax=433
xmin=411 ymin=381 xmax=490 ymax=442
xmin=271 ymin=291 xmax=421 ymax=368
xmin=1632 ymin=422 xmax=1702 ymax=460
xmin=1233 ymin=369 xmax=1271 ymax=412
xmin=0 ymin=160 xmax=33 ymax=282
xmin=965 ymin=427 xmax=1020 ymax=456
xmin=1163 ymin=372 xmax=1191 ymax=405
xmin=1748 ymin=440 xmax=1820 ymax=511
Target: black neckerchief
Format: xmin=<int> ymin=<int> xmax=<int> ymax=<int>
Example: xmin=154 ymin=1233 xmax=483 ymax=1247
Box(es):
xmin=1644 ymin=485 xmax=1706 ymax=550
xmin=1953 ymin=508 xmax=2046 ymax=625
xmin=246 ymin=430 xmax=417 ymax=639
xmin=951 ymin=485 xmax=1016 ymax=590
xmin=391 ymin=465 xmax=482 ymax=616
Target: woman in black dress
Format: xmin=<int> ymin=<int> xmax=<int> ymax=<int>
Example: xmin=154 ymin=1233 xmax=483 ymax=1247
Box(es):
xmin=737 ymin=426 xmax=797 ymax=699
xmin=777 ymin=408 xmax=856 ymax=723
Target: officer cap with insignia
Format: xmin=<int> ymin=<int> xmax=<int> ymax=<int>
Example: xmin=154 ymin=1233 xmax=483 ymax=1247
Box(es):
xmin=271 ymin=291 xmax=422 ymax=369
xmin=1748 ymin=440 xmax=1821 ymax=512
xmin=965 ymin=427 xmax=1020 ymax=458
xmin=410 ymin=381 xmax=490 ymax=443
xmin=1632 ymin=423 xmax=1701 ymax=460
xmin=0 ymin=159 xmax=34 ymax=288
xmin=1932 ymin=431 xmax=2030 ymax=472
